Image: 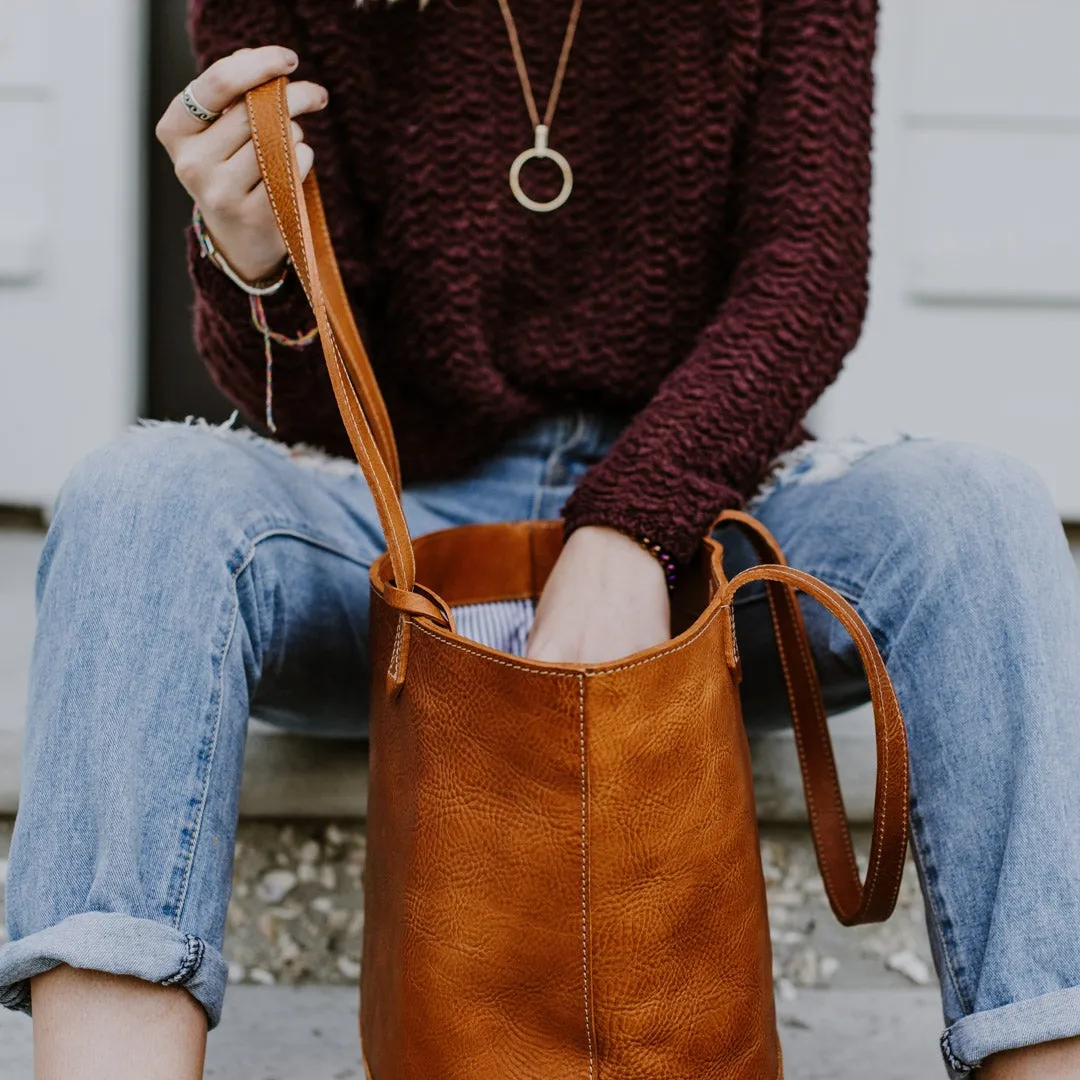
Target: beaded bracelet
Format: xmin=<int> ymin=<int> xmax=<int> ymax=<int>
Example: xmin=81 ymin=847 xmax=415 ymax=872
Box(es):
xmin=637 ymin=535 xmax=678 ymax=592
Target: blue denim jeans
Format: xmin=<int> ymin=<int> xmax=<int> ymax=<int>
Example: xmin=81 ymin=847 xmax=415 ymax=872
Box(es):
xmin=2 ymin=413 xmax=1079 ymax=1077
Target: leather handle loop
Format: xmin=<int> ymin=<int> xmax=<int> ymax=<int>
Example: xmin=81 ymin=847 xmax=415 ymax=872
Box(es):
xmin=716 ymin=512 xmax=910 ymax=926
xmin=303 ymin=176 xmax=402 ymax=493
xmin=245 ymin=78 xmax=416 ymax=604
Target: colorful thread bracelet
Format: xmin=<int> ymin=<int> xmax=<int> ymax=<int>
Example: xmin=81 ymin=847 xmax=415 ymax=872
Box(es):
xmin=249 ymin=295 xmax=319 ymax=433
xmin=637 ymin=535 xmax=678 ymax=592
xmin=192 ymin=204 xmax=290 ymax=297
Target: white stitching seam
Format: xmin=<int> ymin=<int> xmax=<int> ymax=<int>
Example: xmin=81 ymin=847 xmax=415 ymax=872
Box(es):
xmin=781 ymin=575 xmax=904 ymax=917
xmin=776 ymin=584 xmax=862 ymax=885
xmin=410 ymin=604 xmax=721 ymax=678
xmin=578 ymin=675 xmax=595 ymax=1080
xmin=761 ymin=585 xmax=840 ymax=907
xmin=752 ymin=569 xmax=906 ymax=920
xmin=815 ymin=581 xmax=907 ymax=914
xmin=388 ymin=619 xmax=403 ymax=685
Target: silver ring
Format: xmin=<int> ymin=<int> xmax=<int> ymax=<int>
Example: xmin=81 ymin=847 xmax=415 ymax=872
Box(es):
xmin=180 ymin=84 xmax=221 ymax=124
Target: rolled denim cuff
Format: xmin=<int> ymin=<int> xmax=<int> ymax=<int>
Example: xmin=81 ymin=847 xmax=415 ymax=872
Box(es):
xmin=941 ymin=985 xmax=1080 ymax=1077
xmin=0 ymin=911 xmax=228 ymax=1028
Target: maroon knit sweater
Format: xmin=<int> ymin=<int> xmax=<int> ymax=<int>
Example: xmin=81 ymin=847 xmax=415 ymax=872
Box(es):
xmin=187 ymin=0 xmax=877 ymax=565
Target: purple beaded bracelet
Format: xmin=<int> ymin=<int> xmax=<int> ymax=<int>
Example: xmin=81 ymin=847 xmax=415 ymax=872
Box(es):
xmin=638 ymin=536 xmax=678 ymax=592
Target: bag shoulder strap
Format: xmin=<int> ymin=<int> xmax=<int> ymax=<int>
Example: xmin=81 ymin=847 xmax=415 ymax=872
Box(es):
xmin=716 ymin=510 xmax=910 ymax=926
xmin=245 ymin=79 xmax=416 ymax=591
xmin=246 ymin=78 xmax=454 ymax=697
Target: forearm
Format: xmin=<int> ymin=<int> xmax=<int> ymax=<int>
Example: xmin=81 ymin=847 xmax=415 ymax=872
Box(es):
xmin=563 ymin=0 xmax=878 ymax=563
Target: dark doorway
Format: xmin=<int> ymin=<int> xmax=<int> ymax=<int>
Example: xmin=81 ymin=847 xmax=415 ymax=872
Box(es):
xmin=146 ymin=0 xmax=233 ymax=423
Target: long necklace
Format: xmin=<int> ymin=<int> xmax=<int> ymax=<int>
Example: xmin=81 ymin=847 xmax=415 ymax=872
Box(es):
xmin=495 ymin=0 xmax=584 ymax=213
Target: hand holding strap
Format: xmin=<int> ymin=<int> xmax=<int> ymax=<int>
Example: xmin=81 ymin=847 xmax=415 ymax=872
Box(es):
xmin=716 ymin=511 xmax=910 ymax=925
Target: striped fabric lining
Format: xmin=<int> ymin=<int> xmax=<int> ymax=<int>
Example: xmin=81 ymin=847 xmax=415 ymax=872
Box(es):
xmin=451 ymin=599 xmax=536 ymax=658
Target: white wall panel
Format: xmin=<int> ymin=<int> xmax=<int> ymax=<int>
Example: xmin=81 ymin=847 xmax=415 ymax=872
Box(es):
xmin=0 ymin=0 xmax=48 ymax=89
xmin=906 ymin=131 xmax=1080 ymax=301
xmin=0 ymin=0 xmax=143 ymax=506
xmin=814 ymin=0 xmax=1080 ymax=519
xmin=0 ymin=104 xmax=46 ymax=285
xmin=905 ymin=0 xmax=1080 ymax=120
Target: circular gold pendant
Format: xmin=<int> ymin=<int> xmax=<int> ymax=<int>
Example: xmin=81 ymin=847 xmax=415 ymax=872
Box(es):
xmin=509 ymin=124 xmax=573 ymax=213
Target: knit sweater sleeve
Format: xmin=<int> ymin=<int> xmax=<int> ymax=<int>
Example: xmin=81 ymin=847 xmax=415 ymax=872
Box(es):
xmin=561 ymin=0 xmax=877 ymax=566
xmin=185 ymin=0 xmax=356 ymax=452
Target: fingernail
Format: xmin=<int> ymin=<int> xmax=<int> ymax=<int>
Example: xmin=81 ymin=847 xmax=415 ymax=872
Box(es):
xmin=284 ymin=50 xmax=299 ymax=69
xmin=320 ymin=91 xmax=329 ymax=107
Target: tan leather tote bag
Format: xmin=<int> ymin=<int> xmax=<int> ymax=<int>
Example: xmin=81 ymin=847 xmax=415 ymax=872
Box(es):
xmin=246 ymin=77 xmax=910 ymax=1080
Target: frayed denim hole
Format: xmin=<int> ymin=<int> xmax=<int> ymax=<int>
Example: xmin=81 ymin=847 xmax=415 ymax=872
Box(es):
xmin=749 ymin=434 xmax=912 ymax=511
xmin=132 ymin=415 xmax=361 ymax=477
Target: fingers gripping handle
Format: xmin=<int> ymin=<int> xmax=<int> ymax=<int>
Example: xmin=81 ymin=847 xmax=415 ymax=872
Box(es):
xmin=244 ymin=79 xmax=423 ymax=610
xmin=716 ymin=515 xmax=910 ymax=925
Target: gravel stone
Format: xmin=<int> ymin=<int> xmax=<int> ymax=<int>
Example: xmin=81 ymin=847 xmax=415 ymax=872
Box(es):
xmin=886 ymin=949 xmax=932 ymax=986
xmin=0 ymin=818 xmax=932 ymax=995
xmin=256 ymin=869 xmax=298 ymax=904
xmin=337 ymin=956 xmax=362 ymax=980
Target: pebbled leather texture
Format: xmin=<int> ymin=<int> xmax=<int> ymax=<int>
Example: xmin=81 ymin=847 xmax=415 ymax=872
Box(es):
xmin=247 ymin=76 xmax=910 ymax=1080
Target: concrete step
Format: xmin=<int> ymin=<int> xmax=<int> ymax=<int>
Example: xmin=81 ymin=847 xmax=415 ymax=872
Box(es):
xmin=3 ymin=527 xmax=1078 ymax=823
xmin=0 ymin=984 xmax=947 ymax=1079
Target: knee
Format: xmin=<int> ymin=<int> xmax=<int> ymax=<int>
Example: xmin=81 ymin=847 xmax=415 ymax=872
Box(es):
xmin=47 ymin=422 xmax=264 ymax=570
xmin=874 ymin=440 xmax=1061 ymax=576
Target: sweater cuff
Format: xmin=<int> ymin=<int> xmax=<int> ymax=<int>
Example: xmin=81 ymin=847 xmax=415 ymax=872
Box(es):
xmin=186 ymin=226 xmax=314 ymax=339
xmin=560 ymin=464 xmax=743 ymax=569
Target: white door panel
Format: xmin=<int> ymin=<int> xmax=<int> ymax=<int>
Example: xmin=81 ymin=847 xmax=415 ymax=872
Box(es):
xmin=0 ymin=0 xmax=48 ymax=89
xmin=816 ymin=0 xmax=1080 ymax=518
xmin=0 ymin=103 xmax=47 ymax=285
xmin=906 ymin=130 xmax=1080 ymax=301
xmin=906 ymin=0 xmax=1080 ymax=120
xmin=817 ymin=309 xmax=1080 ymax=518
xmin=0 ymin=0 xmax=142 ymax=506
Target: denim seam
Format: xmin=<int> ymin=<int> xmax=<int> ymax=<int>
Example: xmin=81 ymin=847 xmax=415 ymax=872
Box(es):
xmin=160 ymin=934 xmax=206 ymax=987
xmin=940 ymin=1027 xmax=972 ymax=1073
xmin=167 ymin=524 xmax=378 ymax=929
xmin=0 ymin=982 xmax=30 ymax=1011
xmin=909 ymin=794 xmax=973 ymax=1017
xmin=167 ymin=548 xmax=245 ymax=929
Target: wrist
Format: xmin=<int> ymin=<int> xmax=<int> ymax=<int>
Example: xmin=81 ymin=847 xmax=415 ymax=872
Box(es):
xmin=564 ymin=525 xmax=671 ymax=590
xmin=192 ymin=205 xmax=289 ymax=295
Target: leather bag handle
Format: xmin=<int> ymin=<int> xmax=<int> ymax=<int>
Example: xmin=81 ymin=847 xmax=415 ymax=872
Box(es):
xmin=716 ymin=510 xmax=910 ymax=925
xmin=247 ymin=80 xmax=400 ymax=493
xmin=245 ymin=78 xmax=445 ymax=632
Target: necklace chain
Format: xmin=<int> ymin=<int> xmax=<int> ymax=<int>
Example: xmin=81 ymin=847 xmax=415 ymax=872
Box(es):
xmin=495 ymin=0 xmax=583 ymax=212
xmin=495 ymin=0 xmax=584 ymax=133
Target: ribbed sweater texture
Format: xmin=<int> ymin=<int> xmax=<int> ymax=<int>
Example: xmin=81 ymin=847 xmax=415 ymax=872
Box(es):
xmin=187 ymin=0 xmax=877 ymax=565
